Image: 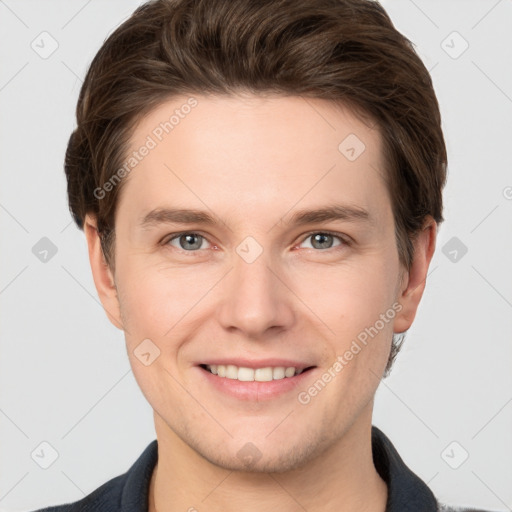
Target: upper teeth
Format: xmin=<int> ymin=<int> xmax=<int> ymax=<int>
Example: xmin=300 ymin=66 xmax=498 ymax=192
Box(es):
xmin=206 ymin=364 xmax=303 ymax=382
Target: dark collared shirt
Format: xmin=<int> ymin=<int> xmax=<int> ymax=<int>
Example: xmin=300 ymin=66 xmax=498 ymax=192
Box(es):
xmin=32 ymin=425 xmax=493 ymax=512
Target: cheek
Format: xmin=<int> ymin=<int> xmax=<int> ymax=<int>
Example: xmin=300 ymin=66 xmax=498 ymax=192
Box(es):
xmin=291 ymin=254 xmax=399 ymax=385
xmin=116 ymin=261 xmax=211 ymax=337
xmin=115 ymin=266 xmax=195 ymax=409
xmin=293 ymin=255 xmax=399 ymax=332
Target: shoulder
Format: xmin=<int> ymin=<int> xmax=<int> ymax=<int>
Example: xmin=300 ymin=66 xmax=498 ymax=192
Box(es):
xmin=371 ymin=425 xmax=497 ymax=512
xmin=28 ymin=439 xmax=158 ymax=512
xmin=28 ymin=473 xmax=125 ymax=512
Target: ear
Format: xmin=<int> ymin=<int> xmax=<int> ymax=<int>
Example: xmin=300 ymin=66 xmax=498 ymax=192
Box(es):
xmin=84 ymin=214 xmax=124 ymax=330
xmin=393 ymin=217 xmax=437 ymax=334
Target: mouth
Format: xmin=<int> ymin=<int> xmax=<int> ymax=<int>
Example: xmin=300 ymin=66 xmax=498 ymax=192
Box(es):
xmin=199 ymin=363 xmax=315 ymax=381
xmin=196 ymin=359 xmax=318 ymax=400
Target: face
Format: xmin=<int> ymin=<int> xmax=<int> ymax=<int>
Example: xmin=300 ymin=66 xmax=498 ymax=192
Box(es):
xmin=86 ymin=93 xmax=433 ymax=473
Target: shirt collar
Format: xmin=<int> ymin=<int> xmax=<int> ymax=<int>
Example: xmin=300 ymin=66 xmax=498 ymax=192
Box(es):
xmin=372 ymin=425 xmax=438 ymax=511
xmin=120 ymin=425 xmax=438 ymax=511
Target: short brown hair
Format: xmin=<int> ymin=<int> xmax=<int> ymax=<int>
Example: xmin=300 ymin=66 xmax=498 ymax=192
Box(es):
xmin=65 ymin=0 xmax=447 ymax=376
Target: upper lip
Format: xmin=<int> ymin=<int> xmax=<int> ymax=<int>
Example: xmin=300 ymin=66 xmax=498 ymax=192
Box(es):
xmin=198 ymin=358 xmax=316 ymax=371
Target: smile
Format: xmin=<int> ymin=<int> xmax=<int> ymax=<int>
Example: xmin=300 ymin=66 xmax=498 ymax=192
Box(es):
xmin=201 ymin=364 xmax=313 ymax=381
xmin=197 ymin=362 xmax=317 ymax=401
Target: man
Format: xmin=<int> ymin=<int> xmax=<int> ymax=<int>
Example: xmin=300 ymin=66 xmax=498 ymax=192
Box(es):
xmin=33 ymin=0 xmax=494 ymax=510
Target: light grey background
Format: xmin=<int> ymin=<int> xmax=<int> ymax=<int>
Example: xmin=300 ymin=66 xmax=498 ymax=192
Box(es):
xmin=0 ymin=0 xmax=511 ymax=511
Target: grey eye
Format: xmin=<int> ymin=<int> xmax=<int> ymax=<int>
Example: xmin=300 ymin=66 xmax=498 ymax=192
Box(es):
xmin=168 ymin=233 xmax=206 ymax=251
xmin=301 ymin=233 xmax=343 ymax=250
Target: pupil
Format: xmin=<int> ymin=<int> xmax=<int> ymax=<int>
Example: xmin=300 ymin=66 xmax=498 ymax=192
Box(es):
xmin=313 ymin=233 xmax=332 ymax=249
xmin=181 ymin=234 xmax=201 ymax=250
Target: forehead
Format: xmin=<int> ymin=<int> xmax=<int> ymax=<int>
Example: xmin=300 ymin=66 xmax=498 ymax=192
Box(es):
xmin=118 ymin=93 xmax=390 ymax=231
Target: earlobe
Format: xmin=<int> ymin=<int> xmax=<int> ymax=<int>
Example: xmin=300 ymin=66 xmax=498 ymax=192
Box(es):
xmin=393 ymin=218 xmax=437 ymax=334
xmin=84 ymin=214 xmax=124 ymax=330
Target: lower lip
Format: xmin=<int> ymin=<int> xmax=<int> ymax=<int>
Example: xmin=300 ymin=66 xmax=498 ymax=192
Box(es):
xmin=197 ymin=366 xmax=316 ymax=401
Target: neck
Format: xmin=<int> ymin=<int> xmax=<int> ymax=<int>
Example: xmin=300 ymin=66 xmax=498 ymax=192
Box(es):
xmin=148 ymin=407 xmax=387 ymax=512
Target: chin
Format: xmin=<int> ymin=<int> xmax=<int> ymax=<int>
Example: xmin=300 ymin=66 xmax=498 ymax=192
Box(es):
xmin=201 ymin=440 xmax=321 ymax=474
xmin=179 ymin=421 xmax=328 ymax=474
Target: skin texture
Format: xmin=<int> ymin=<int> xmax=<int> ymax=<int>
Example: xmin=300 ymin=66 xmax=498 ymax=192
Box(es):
xmin=84 ymin=94 xmax=436 ymax=512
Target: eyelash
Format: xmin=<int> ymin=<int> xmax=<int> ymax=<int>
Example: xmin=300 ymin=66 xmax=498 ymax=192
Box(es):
xmin=161 ymin=230 xmax=351 ymax=255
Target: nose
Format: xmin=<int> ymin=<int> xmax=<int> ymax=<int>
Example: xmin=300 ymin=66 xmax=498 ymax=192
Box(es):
xmin=216 ymin=250 xmax=296 ymax=338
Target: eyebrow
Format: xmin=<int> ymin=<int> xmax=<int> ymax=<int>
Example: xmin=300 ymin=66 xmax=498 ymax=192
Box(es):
xmin=139 ymin=204 xmax=374 ymax=231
